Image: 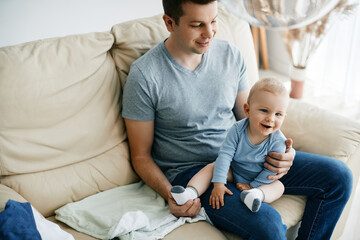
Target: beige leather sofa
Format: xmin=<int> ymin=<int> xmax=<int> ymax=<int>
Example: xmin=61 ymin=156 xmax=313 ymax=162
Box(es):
xmin=1 ymin=4 xmax=359 ymax=240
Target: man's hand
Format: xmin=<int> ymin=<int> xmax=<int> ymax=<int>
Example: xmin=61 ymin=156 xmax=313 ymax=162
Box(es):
xmin=265 ymin=138 xmax=295 ymax=180
xmin=209 ymin=183 xmax=233 ymax=209
xmin=168 ymin=190 xmax=201 ymax=217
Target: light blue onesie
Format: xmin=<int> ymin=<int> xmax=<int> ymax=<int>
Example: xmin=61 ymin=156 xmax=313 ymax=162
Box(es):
xmin=211 ymin=118 xmax=286 ymax=188
xmin=122 ymin=38 xmax=249 ymax=182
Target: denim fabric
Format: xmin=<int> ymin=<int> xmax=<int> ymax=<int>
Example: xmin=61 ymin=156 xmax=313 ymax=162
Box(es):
xmin=172 ymin=151 xmax=353 ymax=240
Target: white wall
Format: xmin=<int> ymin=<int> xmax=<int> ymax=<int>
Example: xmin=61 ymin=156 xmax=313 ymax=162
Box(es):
xmin=0 ymin=0 xmax=290 ymax=75
xmin=0 ymin=0 xmax=163 ymax=48
xmin=266 ymin=30 xmax=291 ymax=76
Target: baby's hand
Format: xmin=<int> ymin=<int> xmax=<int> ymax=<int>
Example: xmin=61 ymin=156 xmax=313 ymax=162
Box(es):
xmin=209 ymin=183 xmax=233 ymax=209
xmin=236 ymin=182 xmax=252 ymax=191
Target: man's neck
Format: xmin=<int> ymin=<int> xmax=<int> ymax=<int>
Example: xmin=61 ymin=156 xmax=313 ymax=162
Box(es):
xmin=164 ymin=38 xmax=203 ymax=71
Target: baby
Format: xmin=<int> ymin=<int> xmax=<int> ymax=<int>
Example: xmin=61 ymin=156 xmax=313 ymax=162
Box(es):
xmin=171 ymin=78 xmax=289 ymax=212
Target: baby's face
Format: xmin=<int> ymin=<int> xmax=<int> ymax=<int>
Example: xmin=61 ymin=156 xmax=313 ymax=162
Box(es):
xmin=245 ymin=90 xmax=288 ymax=137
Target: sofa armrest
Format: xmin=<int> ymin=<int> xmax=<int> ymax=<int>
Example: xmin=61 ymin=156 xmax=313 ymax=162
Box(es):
xmin=282 ymin=99 xmax=360 ymax=162
xmin=0 ymin=184 xmax=27 ymax=212
xmin=281 ymin=99 xmax=360 ymax=239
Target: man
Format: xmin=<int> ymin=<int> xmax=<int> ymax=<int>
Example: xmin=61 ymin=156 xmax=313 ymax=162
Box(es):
xmin=122 ymin=0 xmax=353 ymax=239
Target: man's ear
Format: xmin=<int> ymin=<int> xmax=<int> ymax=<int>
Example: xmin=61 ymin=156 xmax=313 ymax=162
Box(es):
xmin=163 ymin=14 xmax=175 ymax=32
xmin=243 ymin=103 xmax=250 ymax=117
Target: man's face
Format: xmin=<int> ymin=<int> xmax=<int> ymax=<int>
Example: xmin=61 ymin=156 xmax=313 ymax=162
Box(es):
xmin=172 ymin=1 xmax=218 ymax=55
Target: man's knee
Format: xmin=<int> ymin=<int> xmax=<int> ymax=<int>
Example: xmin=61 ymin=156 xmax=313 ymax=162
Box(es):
xmin=247 ymin=212 xmax=287 ymax=240
xmin=336 ymin=162 xmax=353 ymax=201
xmin=325 ymin=160 xmax=353 ymax=202
xmin=205 ymin=202 xmax=287 ymax=240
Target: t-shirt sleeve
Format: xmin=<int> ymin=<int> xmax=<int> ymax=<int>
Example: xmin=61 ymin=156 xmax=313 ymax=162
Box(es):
xmin=122 ymin=64 xmax=155 ymax=121
xmin=238 ymin=57 xmax=250 ymax=93
xmin=235 ymin=46 xmax=250 ymax=93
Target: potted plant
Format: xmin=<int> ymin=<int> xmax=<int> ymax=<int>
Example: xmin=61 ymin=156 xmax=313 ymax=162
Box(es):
xmin=283 ymin=0 xmax=356 ymax=99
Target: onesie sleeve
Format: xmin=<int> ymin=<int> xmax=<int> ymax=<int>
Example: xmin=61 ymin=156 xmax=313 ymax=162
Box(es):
xmin=212 ymin=124 xmax=239 ymax=184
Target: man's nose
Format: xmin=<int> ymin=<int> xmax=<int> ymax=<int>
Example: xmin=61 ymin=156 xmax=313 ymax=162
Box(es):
xmin=202 ymin=24 xmax=214 ymax=38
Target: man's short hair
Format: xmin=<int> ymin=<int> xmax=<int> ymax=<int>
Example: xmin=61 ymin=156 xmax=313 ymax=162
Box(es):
xmin=163 ymin=0 xmax=216 ymax=24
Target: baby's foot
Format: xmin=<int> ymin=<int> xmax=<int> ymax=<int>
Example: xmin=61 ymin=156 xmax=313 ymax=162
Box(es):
xmin=240 ymin=188 xmax=264 ymax=212
xmin=171 ymin=186 xmax=198 ymax=205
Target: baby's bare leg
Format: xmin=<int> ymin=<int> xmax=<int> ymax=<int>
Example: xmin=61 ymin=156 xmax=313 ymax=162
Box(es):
xmin=258 ymin=180 xmax=284 ymax=203
xmin=227 ymin=168 xmax=234 ymax=182
xmin=188 ymin=163 xmax=234 ymax=195
xmin=187 ymin=162 xmax=215 ymax=196
xmin=171 ymin=162 xmax=215 ymax=205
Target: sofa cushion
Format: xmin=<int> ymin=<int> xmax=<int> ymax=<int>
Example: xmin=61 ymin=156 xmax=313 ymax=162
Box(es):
xmin=0 ymin=184 xmax=27 ymax=212
xmin=110 ymin=12 xmax=169 ymax=88
xmin=1 ymin=142 xmax=138 ymax=217
xmin=48 ymin=216 xmax=227 ymax=240
xmin=283 ymin=99 xmax=360 ymax=163
xmin=47 ymin=216 xmax=98 ymax=240
xmin=0 ymin=32 xmax=138 ymax=216
xmin=0 ymin=32 xmax=125 ymax=175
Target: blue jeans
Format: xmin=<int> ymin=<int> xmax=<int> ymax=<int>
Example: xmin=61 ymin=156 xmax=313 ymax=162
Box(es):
xmin=171 ymin=151 xmax=353 ymax=240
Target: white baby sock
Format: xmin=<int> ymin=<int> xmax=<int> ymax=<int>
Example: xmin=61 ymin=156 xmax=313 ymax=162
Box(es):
xmin=171 ymin=185 xmax=198 ymax=205
xmin=240 ymin=188 xmax=264 ymax=212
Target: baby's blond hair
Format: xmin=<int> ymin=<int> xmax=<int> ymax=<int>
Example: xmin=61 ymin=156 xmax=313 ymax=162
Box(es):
xmin=247 ymin=78 xmax=288 ymax=104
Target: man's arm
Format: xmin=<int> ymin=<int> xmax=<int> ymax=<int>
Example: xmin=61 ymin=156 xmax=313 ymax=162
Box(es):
xmin=124 ymin=118 xmax=201 ymax=217
xmin=233 ymin=90 xmax=249 ymax=121
xmin=232 ymin=90 xmax=294 ymax=179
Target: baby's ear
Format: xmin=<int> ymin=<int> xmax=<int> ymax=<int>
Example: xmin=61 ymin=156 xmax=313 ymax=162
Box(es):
xmin=243 ymin=103 xmax=250 ymax=117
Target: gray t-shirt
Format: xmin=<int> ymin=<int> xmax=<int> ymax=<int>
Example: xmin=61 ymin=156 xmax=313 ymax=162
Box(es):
xmin=122 ymin=38 xmax=249 ymax=182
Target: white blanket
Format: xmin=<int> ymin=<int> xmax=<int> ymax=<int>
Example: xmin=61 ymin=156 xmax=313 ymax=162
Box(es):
xmin=55 ymin=181 xmax=210 ymax=240
xmin=32 ymin=206 xmax=75 ymax=240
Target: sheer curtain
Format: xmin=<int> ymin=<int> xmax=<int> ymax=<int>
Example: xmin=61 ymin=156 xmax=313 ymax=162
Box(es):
xmin=306 ymin=6 xmax=360 ymax=239
xmin=339 ymin=181 xmax=360 ymax=239
xmin=307 ymin=4 xmax=360 ymax=119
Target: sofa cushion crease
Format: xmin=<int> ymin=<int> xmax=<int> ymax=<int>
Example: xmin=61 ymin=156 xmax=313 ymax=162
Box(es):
xmin=1 ymin=142 xmax=138 ymax=217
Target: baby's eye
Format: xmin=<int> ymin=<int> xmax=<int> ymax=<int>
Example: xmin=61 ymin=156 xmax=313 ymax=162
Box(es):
xmin=260 ymin=109 xmax=268 ymax=113
xmin=275 ymin=113 xmax=282 ymax=116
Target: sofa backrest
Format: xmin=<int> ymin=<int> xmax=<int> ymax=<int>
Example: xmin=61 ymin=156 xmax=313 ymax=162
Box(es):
xmin=0 ymin=2 xmax=258 ymax=217
xmin=0 ymin=32 xmax=138 ymax=217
